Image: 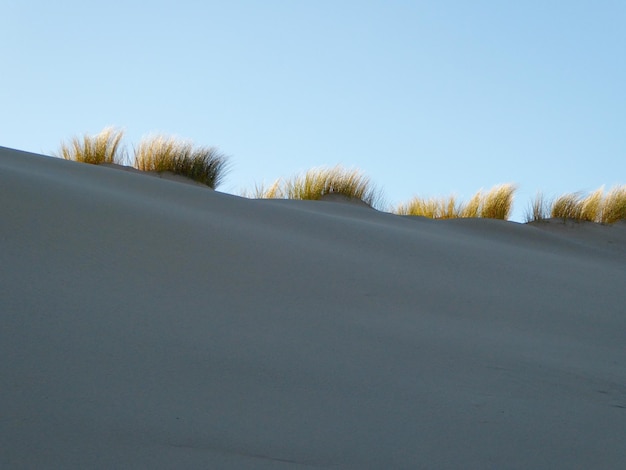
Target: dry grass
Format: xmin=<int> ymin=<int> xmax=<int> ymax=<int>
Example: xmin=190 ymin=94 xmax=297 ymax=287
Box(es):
xmin=242 ymin=180 xmax=283 ymax=199
xmin=580 ymin=188 xmax=604 ymax=222
xmin=547 ymin=186 xmax=626 ymax=223
xmin=479 ymin=184 xmax=517 ymax=220
xmin=524 ymin=192 xmax=551 ymax=222
xmin=551 ymin=192 xmax=584 ymax=221
xmin=52 ymin=129 xmax=625 ymax=224
xmin=396 ymin=184 xmax=516 ymax=220
xmin=134 ymin=135 xmax=229 ymax=189
xmin=461 ymin=191 xmax=483 ymax=218
xmin=396 ymin=195 xmax=461 ymax=218
xmin=600 ymin=186 xmax=626 ymax=224
xmin=248 ymin=166 xmax=384 ymax=209
xmin=56 ymin=127 xmax=126 ymax=165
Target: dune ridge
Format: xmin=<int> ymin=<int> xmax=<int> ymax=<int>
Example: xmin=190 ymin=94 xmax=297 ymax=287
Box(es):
xmin=1 ymin=146 xmax=625 ymax=469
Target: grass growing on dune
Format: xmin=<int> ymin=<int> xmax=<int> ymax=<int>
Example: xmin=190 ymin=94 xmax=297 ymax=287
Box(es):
xmin=248 ymin=166 xmax=384 ymax=209
xmin=242 ymin=180 xmax=283 ymax=199
xmin=134 ymin=135 xmax=229 ymax=189
xmin=461 ymin=191 xmax=483 ymax=218
xmin=283 ymin=166 xmax=380 ymax=205
xmin=480 ymin=184 xmax=517 ymax=220
xmin=524 ymin=192 xmax=551 ymax=223
xmin=56 ymin=127 xmax=126 ymax=165
xmin=52 ymin=127 xmax=625 ymax=224
xmin=396 ymin=184 xmax=516 ymax=220
xmin=580 ymin=188 xmax=604 ymax=222
xmin=550 ymin=192 xmax=584 ymax=221
xmin=600 ymin=186 xmax=626 ymax=224
xmin=546 ymin=186 xmax=626 ymax=223
xmin=396 ymin=195 xmax=461 ymax=219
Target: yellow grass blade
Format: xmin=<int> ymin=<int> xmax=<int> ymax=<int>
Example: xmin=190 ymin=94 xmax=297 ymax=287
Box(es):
xmin=580 ymin=187 xmax=604 ymax=222
xmin=134 ymin=134 xmax=229 ymax=188
xmin=524 ymin=192 xmax=551 ymax=222
xmin=265 ymin=166 xmax=383 ymax=208
xmin=599 ymin=186 xmax=626 ymax=224
xmin=551 ymin=192 xmax=583 ymax=221
xmin=479 ymin=184 xmax=516 ymax=220
xmin=56 ymin=127 xmax=126 ymax=165
xmin=397 ymin=184 xmax=516 ymax=220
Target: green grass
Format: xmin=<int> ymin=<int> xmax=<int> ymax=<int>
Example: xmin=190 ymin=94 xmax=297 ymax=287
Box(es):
xmin=248 ymin=166 xmax=384 ymax=209
xmin=56 ymin=127 xmax=126 ymax=165
xmin=396 ymin=184 xmax=516 ymax=220
xmin=134 ymin=135 xmax=229 ymax=189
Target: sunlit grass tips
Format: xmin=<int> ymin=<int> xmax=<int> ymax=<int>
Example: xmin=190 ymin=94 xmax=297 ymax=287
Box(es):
xmin=134 ymin=135 xmax=229 ymax=189
xmin=480 ymin=184 xmax=517 ymax=220
xmin=396 ymin=183 xmax=517 ymax=220
xmin=242 ymin=180 xmax=283 ymax=199
xmin=395 ymin=195 xmax=462 ymax=219
xmin=543 ymin=186 xmax=626 ymax=223
xmin=56 ymin=127 xmax=126 ymax=165
xmin=524 ymin=192 xmax=551 ymax=223
xmin=600 ymin=186 xmax=626 ymax=224
xmin=247 ymin=166 xmax=384 ymax=209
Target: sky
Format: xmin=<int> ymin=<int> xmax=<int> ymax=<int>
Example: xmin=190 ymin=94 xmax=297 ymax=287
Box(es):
xmin=2 ymin=0 xmax=624 ymax=221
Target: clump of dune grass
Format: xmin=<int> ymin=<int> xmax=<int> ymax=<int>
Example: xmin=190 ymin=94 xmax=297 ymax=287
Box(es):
xmin=396 ymin=183 xmax=516 ymax=220
xmin=525 ymin=192 xmax=551 ymax=223
xmin=56 ymin=127 xmax=126 ymax=165
xmin=548 ymin=186 xmax=626 ymax=224
xmin=396 ymin=195 xmax=462 ymax=218
xmin=551 ymin=192 xmax=584 ymax=221
xmin=250 ymin=166 xmax=384 ymax=208
xmin=461 ymin=191 xmax=483 ymax=218
xmin=579 ymin=188 xmax=604 ymax=222
xmin=134 ymin=135 xmax=229 ymax=189
xmin=479 ymin=184 xmax=517 ymax=220
xmin=600 ymin=186 xmax=626 ymax=224
xmin=285 ymin=166 xmax=382 ymax=206
xmin=550 ymin=189 xmax=602 ymax=222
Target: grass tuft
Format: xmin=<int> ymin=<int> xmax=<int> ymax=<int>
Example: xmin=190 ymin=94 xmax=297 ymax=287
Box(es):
xmin=551 ymin=192 xmax=583 ymax=221
xmin=600 ymin=186 xmax=626 ymax=224
xmin=396 ymin=195 xmax=461 ymax=218
xmin=134 ymin=135 xmax=229 ymax=188
xmin=56 ymin=127 xmax=126 ymax=165
xmin=288 ymin=166 xmax=383 ymax=207
xmin=397 ymin=184 xmax=516 ymax=220
xmin=479 ymin=184 xmax=517 ymax=220
xmin=461 ymin=191 xmax=482 ymax=218
xmin=525 ymin=192 xmax=551 ymax=223
xmin=250 ymin=166 xmax=384 ymax=208
xmin=579 ymin=188 xmax=604 ymax=222
xmin=547 ymin=187 xmax=626 ymax=223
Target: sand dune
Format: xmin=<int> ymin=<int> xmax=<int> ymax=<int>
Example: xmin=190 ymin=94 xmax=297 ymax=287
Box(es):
xmin=1 ymin=146 xmax=625 ymax=469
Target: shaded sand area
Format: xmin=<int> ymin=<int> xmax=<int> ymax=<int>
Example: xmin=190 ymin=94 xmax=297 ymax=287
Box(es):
xmin=1 ymin=146 xmax=625 ymax=469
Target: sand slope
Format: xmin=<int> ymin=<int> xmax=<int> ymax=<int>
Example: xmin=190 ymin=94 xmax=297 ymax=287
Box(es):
xmin=1 ymin=146 xmax=625 ymax=469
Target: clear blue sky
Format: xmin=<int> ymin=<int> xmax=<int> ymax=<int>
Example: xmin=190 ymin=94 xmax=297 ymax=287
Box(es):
xmin=2 ymin=1 xmax=624 ymax=221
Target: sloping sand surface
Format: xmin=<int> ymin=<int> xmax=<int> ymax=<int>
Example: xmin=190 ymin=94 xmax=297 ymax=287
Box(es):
xmin=2 ymin=146 xmax=625 ymax=469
